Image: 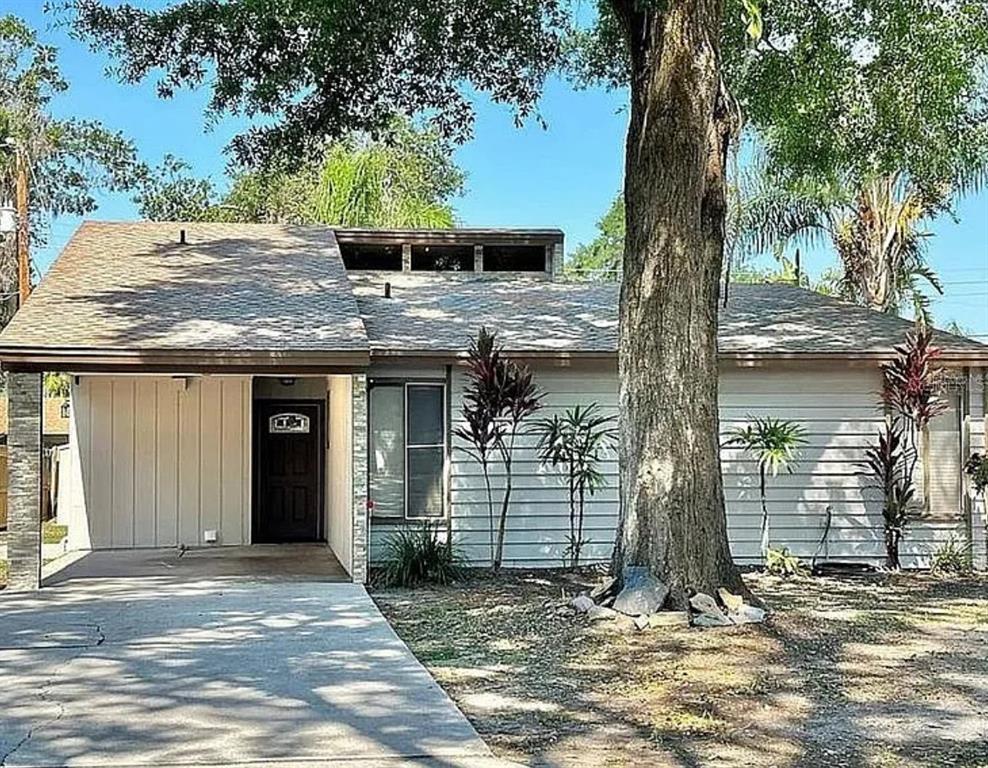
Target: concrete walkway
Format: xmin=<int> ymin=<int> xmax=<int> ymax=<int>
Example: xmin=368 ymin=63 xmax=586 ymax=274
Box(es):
xmin=0 ymin=568 xmax=516 ymax=767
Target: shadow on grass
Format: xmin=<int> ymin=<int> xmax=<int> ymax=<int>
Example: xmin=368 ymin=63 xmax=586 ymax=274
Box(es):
xmin=375 ymin=571 xmax=988 ymax=768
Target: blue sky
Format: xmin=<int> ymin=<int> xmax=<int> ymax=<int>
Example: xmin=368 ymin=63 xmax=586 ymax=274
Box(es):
xmin=20 ymin=6 xmax=988 ymax=338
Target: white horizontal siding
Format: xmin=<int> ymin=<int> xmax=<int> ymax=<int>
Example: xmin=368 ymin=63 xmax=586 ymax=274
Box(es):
xmin=375 ymin=362 xmax=971 ymax=570
xmin=66 ymin=375 xmax=252 ymax=550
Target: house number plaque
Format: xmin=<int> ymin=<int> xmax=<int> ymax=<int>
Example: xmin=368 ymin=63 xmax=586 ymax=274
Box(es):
xmin=269 ymin=413 xmax=310 ymax=434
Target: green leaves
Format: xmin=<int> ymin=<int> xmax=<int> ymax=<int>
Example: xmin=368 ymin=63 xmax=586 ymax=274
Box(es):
xmin=136 ymin=117 xmax=465 ymax=227
xmin=740 ymin=0 xmax=762 ymax=42
xmin=0 ymin=14 xmax=141 ymax=249
xmin=728 ymin=417 xmax=807 ymax=477
xmin=73 ymin=0 xmax=568 ymax=164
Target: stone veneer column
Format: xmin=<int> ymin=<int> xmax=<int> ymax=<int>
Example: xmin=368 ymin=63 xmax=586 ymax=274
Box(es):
xmin=350 ymin=374 xmax=369 ymax=584
xmin=473 ymin=244 xmax=484 ymax=273
xmin=7 ymin=371 xmax=43 ymax=591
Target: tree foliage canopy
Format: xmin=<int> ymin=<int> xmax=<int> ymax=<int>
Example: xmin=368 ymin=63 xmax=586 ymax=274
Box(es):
xmin=136 ymin=119 xmax=465 ymax=227
xmin=73 ymin=0 xmax=568 ymax=166
xmin=0 ymin=14 xmax=140 ymax=234
xmin=569 ymin=1 xmax=988 ymax=313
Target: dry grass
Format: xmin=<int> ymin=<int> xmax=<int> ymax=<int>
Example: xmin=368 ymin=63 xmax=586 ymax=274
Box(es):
xmin=374 ymin=571 xmax=988 ymax=768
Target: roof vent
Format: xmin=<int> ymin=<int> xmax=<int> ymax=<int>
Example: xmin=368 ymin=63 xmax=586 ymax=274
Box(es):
xmin=384 ymin=281 xmax=392 ymax=299
xmin=179 ymin=228 xmax=186 ymax=245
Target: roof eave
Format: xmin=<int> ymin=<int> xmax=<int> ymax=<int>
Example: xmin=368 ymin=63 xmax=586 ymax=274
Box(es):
xmin=0 ymin=346 xmax=371 ymax=374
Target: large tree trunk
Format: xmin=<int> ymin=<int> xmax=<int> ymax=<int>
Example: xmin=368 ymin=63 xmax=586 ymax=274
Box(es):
xmin=610 ymin=0 xmax=744 ymax=605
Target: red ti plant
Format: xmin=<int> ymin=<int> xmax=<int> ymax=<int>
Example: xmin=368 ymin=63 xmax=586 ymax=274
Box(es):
xmin=454 ymin=328 xmax=544 ymax=572
xmin=860 ymin=422 xmax=915 ymax=569
xmin=860 ymin=326 xmax=947 ymax=568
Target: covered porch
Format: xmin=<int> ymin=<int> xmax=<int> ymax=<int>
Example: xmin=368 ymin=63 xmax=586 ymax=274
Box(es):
xmin=3 ymin=371 xmax=370 ymax=591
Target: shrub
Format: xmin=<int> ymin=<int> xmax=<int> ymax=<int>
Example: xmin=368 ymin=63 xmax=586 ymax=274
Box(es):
xmin=860 ymin=327 xmax=947 ymax=569
xmin=765 ymin=546 xmax=807 ymax=577
xmin=379 ymin=525 xmax=462 ymax=587
xmin=532 ymin=403 xmax=617 ymax=570
xmin=931 ymin=536 xmax=973 ymax=575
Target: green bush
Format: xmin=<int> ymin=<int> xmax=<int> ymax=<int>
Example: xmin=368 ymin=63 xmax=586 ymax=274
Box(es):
xmin=379 ymin=524 xmax=462 ymax=587
xmin=765 ymin=546 xmax=807 ymax=577
xmin=931 ymin=536 xmax=972 ymax=576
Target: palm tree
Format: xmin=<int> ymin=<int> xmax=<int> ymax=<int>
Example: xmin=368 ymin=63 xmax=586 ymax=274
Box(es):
xmin=738 ymin=169 xmax=969 ymax=321
xmin=729 ymin=417 xmax=807 ymax=557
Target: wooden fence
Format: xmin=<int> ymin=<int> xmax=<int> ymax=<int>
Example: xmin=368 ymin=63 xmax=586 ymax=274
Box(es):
xmin=0 ymin=446 xmax=55 ymax=530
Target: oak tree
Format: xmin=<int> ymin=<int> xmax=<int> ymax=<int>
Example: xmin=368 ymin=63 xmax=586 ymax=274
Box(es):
xmin=73 ymin=0 xmax=747 ymax=600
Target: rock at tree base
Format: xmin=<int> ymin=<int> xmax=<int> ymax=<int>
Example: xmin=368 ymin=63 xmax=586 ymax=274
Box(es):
xmin=689 ymin=592 xmax=733 ymax=627
xmin=690 ymin=590 xmax=767 ymax=627
xmin=612 ymin=567 xmax=670 ymax=616
xmin=717 ymin=588 xmax=745 ymax=614
xmin=570 ymin=595 xmax=596 ymax=613
xmin=729 ymin=604 xmax=767 ymax=624
xmin=634 ymin=614 xmax=651 ymax=631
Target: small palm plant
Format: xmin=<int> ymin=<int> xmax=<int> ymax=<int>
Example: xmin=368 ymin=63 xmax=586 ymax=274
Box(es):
xmin=533 ymin=404 xmax=617 ymax=569
xmin=729 ymin=417 xmax=807 ymax=557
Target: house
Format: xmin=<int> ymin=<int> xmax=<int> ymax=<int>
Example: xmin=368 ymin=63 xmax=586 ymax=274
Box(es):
xmin=0 ymin=221 xmax=985 ymax=590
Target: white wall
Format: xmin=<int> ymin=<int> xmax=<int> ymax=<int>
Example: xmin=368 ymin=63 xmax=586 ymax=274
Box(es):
xmin=368 ymin=360 xmax=978 ymax=570
xmin=66 ymin=375 xmax=252 ymax=550
xmin=326 ymin=375 xmax=353 ymax=574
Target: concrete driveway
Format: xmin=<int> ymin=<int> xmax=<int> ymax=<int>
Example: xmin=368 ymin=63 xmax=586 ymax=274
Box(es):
xmin=0 ymin=557 xmax=515 ymax=767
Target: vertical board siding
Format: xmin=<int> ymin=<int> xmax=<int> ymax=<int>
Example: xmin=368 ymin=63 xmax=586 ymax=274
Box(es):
xmin=110 ymin=380 xmax=135 ymax=548
xmin=370 ymin=362 xmax=978 ymax=570
xmin=199 ymin=377 xmax=223 ymax=538
xmin=70 ymin=376 xmax=251 ymax=549
xmin=133 ymin=379 xmax=157 ymax=546
xmin=156 ymin=384 xmax=180 ymax=547
xmin=177 ymin=382 xmax=202 ymax=545
xmin=326 ymin=375 xmax=354 ymax=574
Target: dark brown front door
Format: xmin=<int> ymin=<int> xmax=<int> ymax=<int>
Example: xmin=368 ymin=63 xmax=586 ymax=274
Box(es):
xmin=254 ymin=400 xmax=323 ymax=543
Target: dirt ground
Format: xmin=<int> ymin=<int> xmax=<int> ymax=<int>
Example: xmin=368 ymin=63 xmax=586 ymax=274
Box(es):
xmin=373 ymin=571 xmax=988 ymax=768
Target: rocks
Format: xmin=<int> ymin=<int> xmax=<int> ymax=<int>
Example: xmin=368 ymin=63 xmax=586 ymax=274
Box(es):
xmin=612 ymin=567 xmax=670 ymax=617
xmin=717 ymin=588 xmax=745 ymax=614
xmin=689 ymin=590 xmax=767 ymax=628
xmin=634 ymin=614 xmax=651 ymax=631
xmin=689 ymin=592 xmax=733 ymax=626
xmin=570 ymin=595 xmax=596 ymax=614
xmin=729 ymin=603 xmax=767 ymax=625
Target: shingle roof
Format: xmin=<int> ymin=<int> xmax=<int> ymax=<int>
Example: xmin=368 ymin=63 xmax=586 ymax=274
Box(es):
xmin=349 ymin=272 xmax=986 ymax=357
xmin=0 ymin=222 xmax=368 ymax=355
xmin=350 ymin=273 xmax=617 ymax=353
xmin=0 ymin=222 xmax=984 ymax=365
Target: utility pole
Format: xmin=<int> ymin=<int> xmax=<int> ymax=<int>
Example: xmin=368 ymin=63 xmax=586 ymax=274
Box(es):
xmin=14 ymin=149 xmax=30 ymax=306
